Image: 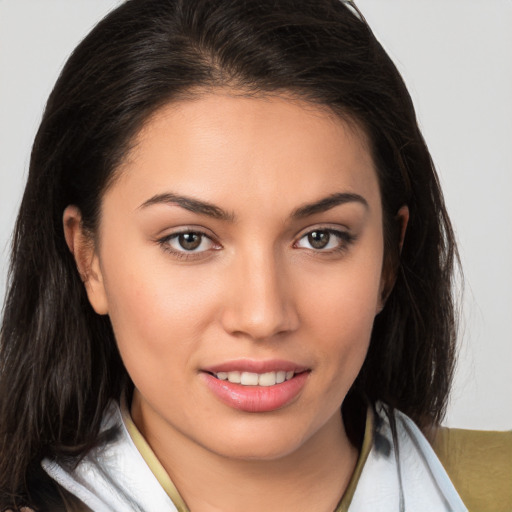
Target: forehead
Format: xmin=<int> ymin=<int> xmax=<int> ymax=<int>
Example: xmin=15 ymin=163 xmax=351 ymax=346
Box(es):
xmin=110 ymin=92 xmax=380 ymax=217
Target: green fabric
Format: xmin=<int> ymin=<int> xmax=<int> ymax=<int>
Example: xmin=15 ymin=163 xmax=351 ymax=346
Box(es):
xmin=432 ymin=427 xmax=512 ymax=512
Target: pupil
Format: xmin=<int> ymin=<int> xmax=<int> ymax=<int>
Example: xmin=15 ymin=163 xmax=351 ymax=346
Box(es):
xmin=308 ymin=231 xmax=330 ymax=249
xmin=179 ymin=232 xmax=201 ymax=251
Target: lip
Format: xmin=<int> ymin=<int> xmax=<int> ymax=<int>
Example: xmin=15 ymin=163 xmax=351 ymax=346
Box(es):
xmin=201 ymin=360 xmax=310 ymax=413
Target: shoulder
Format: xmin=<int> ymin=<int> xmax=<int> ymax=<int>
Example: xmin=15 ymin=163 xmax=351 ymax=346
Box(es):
xmin=432 ymin=426 xmax=512 ymax=512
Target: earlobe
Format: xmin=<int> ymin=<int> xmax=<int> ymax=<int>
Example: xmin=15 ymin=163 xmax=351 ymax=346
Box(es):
xmin=63 ymin=206 xmax=109 ymax=315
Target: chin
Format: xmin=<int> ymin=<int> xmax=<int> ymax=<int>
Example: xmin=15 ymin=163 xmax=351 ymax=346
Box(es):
xmin=197 ymin=415 xmax=327 ymax=462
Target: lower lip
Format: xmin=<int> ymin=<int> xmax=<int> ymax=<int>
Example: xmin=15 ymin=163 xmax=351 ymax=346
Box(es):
xmin=202 ymin=372 xmax=309 ymax=413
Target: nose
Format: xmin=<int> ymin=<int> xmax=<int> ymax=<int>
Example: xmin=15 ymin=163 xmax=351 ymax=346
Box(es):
xmin=220 ymin=250 xmax=299 ymax=341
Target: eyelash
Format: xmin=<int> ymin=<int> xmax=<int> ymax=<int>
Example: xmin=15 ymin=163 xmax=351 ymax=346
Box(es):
xmin=157 ymin=227 xmax=356 ymax=260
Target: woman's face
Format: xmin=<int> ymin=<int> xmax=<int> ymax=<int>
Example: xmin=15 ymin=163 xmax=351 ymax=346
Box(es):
xmin=76 ymin=92 xmax=388 ymax=461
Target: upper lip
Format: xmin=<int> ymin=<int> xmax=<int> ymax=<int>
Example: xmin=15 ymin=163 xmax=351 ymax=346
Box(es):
xmin=202 ymin=359 xmax=309 ymax=374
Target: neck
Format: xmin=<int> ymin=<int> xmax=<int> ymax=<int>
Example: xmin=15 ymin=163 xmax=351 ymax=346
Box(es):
xmin=132 ymin=396 xmax=359 ymax=512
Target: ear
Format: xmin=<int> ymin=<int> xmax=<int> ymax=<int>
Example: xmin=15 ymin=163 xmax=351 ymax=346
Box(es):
xmin=396 ymin=205 xmax=409 ymax=254
xmin=376 ymin=205 xmax=409 ymax=314
xmin=63 ymin=206 xmax=109 ymax=315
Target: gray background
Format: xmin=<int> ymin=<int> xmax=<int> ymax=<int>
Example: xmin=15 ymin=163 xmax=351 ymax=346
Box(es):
xmin=1 ymin=0 xmax=511 ymax=429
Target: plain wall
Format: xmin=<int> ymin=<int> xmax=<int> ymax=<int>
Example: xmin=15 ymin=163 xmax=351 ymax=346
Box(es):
xmin=1 ymin=0 xmax=511 ymax=429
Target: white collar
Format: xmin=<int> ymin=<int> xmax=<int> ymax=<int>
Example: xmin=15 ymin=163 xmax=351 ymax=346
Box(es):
xmin=42 ymin=402 xmax=467 ymax=512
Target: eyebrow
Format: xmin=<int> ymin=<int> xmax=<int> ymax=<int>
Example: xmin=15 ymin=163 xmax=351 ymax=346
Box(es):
xmin=291 ymin=192 xmax=368 ymax=218
xmin=138 ymin=192 xmax=235 ymax=221
xmin=138 ymin=191 xmax=368 ymax=221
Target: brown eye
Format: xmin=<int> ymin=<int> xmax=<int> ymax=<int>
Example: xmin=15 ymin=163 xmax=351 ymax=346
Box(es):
xmin=160 ymin=230 xmax=217 ymax=255
xmin=178 ymin=232 xmax=202 ymax=251
xmin=295 ymin=228 xmax=354 ymax=253
xmin=307 ymin=230 xmax=331 ymax=249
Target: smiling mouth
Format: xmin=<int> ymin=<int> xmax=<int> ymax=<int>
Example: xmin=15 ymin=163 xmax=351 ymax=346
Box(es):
xmin=203 ymin=366 xmax=310 ymax=412
xmin=210 ymin=370 xmax=301 ymax=387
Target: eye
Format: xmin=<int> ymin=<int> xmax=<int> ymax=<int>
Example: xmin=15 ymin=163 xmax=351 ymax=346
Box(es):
xmin=295 ymin=229 xmax=354 ymax=252
xmin=159 ymin=230 xmax=218 ymax=254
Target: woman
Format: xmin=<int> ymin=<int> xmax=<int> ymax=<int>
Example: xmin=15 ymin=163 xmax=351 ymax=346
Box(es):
xmin=0 ymin=0 xmax=466 ymax=510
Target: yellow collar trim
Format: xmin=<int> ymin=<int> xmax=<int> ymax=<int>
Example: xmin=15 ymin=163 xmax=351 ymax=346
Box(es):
xmin=120 ymin=400 xmax=190 ymax=512
xmin=336 ymin=406 xmax=374 ymax=511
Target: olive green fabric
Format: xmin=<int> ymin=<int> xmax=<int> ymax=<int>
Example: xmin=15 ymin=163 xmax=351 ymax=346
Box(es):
xmin=432 ymin=427 xmax=512 ymax=512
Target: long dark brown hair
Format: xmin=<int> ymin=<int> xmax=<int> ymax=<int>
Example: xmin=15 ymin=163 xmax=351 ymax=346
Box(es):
xmin=0 ymin=0 xmax=459 ymax=507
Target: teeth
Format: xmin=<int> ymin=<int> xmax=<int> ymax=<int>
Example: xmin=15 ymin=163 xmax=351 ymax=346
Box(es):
xmin=214 ymin=370 xmax=297 ymax=386
xmin=240 ymin=372 xmax=259 ymax=385
xmin=227 ymin=371 xmax=241 ymax=383
xmin=258 ymin=372 xmax=276 ymax=387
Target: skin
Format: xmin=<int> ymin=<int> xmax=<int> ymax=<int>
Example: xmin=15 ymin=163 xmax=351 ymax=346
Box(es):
xmin=64 ymin=92 xmax=408 ymax=512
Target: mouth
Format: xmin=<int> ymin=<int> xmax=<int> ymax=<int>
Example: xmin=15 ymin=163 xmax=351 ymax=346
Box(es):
xmin=201 ymin=362 xmax=310 ymax=412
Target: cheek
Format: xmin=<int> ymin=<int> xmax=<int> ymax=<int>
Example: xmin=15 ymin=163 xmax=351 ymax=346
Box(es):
xmin=307 ymin=279 xmax=377 ymax=370
xmin=310 ymin=283 xmax=377 ymax=406
xmin=303 ymin=253 xmax=383 ymax=331
xmin=98 ymin=246 xmax=222 ymax=381
xmin=300 ymin=247 xmax=383 ymax=372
